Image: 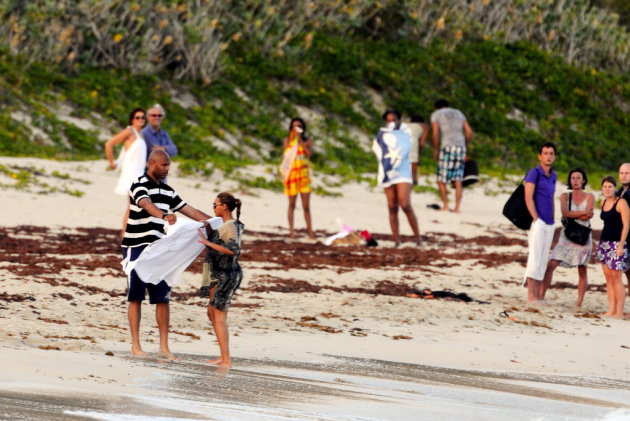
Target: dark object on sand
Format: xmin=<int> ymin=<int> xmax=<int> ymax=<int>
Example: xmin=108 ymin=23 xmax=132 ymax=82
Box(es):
xmin=427 ymin=203 xmax=441 ymax=210
xmin=406 ymin=288 xmax=489 ymax=304
xmin=360 ymin=230 xmax=378 ymax=247
xmin=462 ymin=160 xmax=479 ymax=187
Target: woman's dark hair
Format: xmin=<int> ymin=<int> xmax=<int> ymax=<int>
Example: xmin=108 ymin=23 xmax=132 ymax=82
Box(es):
xmin=566 ymin=168 xmax=588 ymax=189
xmin=602 ymin=175 xmax=617 ymax=187
xmin=217 ymin=192 xmax=242 ymax=220
xmin=411 ymin=114 xmax=425 ymax=123
xmin=381 ymin=109 xmax=401 ymax=121
xmin=288 ymin=117 xmax=307 ymax=137
xmin=128 ymin=108 xmax=145 ymax=125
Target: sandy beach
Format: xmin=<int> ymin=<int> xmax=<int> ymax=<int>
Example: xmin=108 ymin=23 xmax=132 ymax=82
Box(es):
xmin=2 ymin=156 xmax=630 ymax=420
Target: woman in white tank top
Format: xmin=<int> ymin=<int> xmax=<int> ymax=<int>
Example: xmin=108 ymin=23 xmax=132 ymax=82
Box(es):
xmin=105 ymin=108 xmax=148 ymax=235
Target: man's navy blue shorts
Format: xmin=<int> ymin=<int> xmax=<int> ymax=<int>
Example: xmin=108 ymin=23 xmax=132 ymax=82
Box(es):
xmin=122 ymin=246 xmax=171 ymax=304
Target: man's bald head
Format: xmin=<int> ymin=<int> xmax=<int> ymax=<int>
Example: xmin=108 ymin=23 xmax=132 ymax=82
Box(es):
xmin=619 ymin=163 xmax=630 ymax=188
xmin=147 ymin=150 xmax=171 ymax=181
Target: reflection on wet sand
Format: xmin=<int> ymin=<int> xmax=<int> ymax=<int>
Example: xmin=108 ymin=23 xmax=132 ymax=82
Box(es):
xmin=4 ymin=354 xmax=629 ymax=420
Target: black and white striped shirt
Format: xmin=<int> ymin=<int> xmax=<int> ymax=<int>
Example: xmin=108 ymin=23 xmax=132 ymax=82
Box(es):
xmin=122 ymin=174 xmax=186 ymax=248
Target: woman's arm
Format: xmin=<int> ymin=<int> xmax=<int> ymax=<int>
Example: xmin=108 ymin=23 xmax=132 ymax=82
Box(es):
xmin=105 ymin=127 xmax=132 ymax=169
xmin=561 ymin=192 xmax=591 ymax=219
xmin=576 ymin=193 xmax=595 ymax=221
xmin=282 ymin=136 xmax=289 ymax=151
xmin=618 ymin=199 xmax=630 ymax=256
xmin=197 ymin=228 xmax=235 ymax=255
xmin=301 ymin=137 xmax=313 ymax=158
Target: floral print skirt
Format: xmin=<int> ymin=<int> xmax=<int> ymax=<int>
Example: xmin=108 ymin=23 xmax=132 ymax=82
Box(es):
xmin=595 ymin=240 xmax=629 ymax=271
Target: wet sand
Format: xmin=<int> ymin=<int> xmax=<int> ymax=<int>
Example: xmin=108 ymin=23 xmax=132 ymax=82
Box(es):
xmin=2 ymin=354 xmax=630 ymax=420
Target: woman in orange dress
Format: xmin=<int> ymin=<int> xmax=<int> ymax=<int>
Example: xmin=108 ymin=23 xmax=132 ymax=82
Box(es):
xmin=281 ymin=118 xmax=314 ymax=239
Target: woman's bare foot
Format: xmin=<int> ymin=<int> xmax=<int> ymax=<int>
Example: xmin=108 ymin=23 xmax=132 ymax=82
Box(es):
xmin=601 ymin=311 xmax=614 ymax=317
xmin=207 ymin=357 xmax=232 ymax=368
xmin=440 ymin=207 xmax=450 ymax=212
xmin=159 ymin=351 xmax=179 ymax=361
xmin=131 ymin=347 xmax=147 ymax=357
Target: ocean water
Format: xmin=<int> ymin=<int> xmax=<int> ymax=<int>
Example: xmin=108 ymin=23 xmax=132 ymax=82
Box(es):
xmin=2 ymin=355 xmax=630 ymax=420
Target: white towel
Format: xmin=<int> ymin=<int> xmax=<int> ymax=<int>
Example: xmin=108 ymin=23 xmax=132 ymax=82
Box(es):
xmin=123 ymin=216 xmax=223 ymax=286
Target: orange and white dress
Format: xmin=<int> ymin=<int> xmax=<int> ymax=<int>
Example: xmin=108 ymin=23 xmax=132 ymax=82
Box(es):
xmin=282 ymin=137 xmax=312 ymax=196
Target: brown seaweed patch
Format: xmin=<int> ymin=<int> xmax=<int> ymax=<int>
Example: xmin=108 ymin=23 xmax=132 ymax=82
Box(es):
xmin=172 ymin=330 xmax=201 ymax=340
xmin=38 ymin=317 xmax=69 ymax=324
xmin=0 ymin=292 xmax=35 ymax=302
xmin=296 ymin=322 xmax=341 ymax=333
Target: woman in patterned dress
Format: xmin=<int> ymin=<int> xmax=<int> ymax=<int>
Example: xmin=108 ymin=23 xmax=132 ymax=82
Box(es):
xmin=281 ymin=117 xmax=314 ymax=239
xmin=595 ymin=176 xmax=629 ymax=318
xmin=197 ymin=192 xmax=244 ymax=368
xmin=541 ymin=169 xmax=594 ymax=308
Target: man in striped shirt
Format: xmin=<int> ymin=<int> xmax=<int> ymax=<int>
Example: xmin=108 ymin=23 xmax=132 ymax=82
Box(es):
xmin=122 ymin=150 xmax=210 ymax=360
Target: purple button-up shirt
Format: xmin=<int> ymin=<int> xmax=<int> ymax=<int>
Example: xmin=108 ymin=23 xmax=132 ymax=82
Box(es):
xmin=142 ymin=126 xmax=178 ymax=159
xmin=525 ymin=165 xmax=557 ymax=225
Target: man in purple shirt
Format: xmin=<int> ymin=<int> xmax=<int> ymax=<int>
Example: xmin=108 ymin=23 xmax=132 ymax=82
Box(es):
xmin=142 ymin=104 xmax=178 ymax=159
xmin=524 ymin=142 xmax=557 ymax=304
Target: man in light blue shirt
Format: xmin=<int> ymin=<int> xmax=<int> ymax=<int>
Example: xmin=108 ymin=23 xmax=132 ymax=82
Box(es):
xmin=142 ymin=104 xmax=178 ymax=159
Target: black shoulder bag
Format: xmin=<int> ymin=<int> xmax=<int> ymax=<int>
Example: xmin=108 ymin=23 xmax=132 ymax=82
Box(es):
xmin=561 ymin=193 xmax=591 ymax=245
xmin=502 ymin=171 xmax=539 ymax=230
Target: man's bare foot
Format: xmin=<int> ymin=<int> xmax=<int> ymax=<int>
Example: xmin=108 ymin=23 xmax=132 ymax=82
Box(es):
xmin=289 ymin=230 xmax=296 ymax=239
xmin=452 ymin=208 xmax=460 ymax=213
xmin=159 ymin=351 xmax=179 ymax=361
xmin=601 ymin=311 xmax=614 ymax=317
xmin=440 ymin=207 xmax=450 ymax=212
xmin=131 ymin=347 xmax=147 ymax=357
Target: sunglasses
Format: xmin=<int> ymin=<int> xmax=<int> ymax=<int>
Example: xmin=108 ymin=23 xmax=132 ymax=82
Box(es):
xmin=134 ymin=115 xmax=146 ymax=120
xmin=149 ymin=114 xmax=164 ymax=118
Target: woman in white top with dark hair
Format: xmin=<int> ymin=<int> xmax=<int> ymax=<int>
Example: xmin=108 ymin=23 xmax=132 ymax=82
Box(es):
xmin=105 ymin=108 xmax=148 ymax=234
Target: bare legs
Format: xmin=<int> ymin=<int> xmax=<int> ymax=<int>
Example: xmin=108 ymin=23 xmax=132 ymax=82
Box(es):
xmin=384 ymin=183 xmax=421 ymax=246
xmin=127 ymin=300 xmax=146 ymax=356
xmin=156 ymin=303 xmax=176 ymax=360
xmin=602 ymin=265 xmax=625 ymax=317
xmin=541 ymin=260 xmax=588 ymax=308
xmin=287 ymin=192 xmax=314 ymax=239
xmin=576 ymin=265 xmax=588 ymax=308
xmin=526 ymin=277 xmax=543 ymax=304
xmin=206 ymin=287 xmax=232 ymax=368
xmin=127 ymin=300 xmax=175 ymax=359
xmin=437 ymin=180 xmax=463 ymax=212
xmin=411 ymin=163 xmax=418 ymax=185
xmin=625 ymin=270 xmax=630 ymax=297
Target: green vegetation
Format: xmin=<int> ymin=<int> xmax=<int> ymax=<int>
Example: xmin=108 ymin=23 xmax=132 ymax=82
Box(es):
xmin=0 ymin=0 xmax=629 ymax=189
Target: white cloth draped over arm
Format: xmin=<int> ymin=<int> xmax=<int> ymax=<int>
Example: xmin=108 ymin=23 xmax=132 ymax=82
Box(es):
xmin=123 ymin=216 xmax=223 ymax=286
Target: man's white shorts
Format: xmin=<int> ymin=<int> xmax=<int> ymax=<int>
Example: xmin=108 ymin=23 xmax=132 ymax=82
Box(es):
xmin=524 ymin=218 xmax=555 ymax=281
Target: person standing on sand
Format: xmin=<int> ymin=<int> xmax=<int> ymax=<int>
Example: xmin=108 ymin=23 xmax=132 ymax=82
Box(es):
xmin=595 ymin=176 xmax=629 ymax=318
xmin=142 ymin=104 xmax=178 ymax=159
xmin=615 ymin=162 xmax=630 ymax=298
xmin=104 ymin=108 xmax=148 ymax=236
xmin=541 ymin=168 xmax=594 ymax=309
xmin=122 ymin=150 xmax=210 ymax=360
xmin=281 ymin=117 xmax=315 ymax=239
xmin=430 ymin=99 xmax=473 ymax=212
xmin=524 ymin=142 xmax=557 ymax=305
xmin=197 ymin=192 xmax=244 ymax=368
xmin=372 ymin=110 xmax=422 ymax=247
xmin=408 ymin=114 xmax=429 ymax=186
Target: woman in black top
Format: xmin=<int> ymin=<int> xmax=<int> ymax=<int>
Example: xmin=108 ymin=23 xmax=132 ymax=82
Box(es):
xmin=595 ymin=176 xmax=629 ymax=318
